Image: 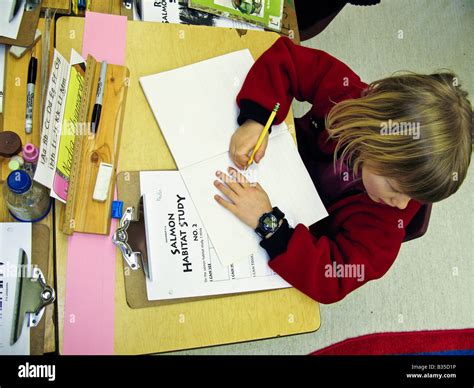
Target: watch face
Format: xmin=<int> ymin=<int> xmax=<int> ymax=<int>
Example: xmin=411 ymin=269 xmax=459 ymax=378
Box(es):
xmin=262 ymin=214 xmax=278 ymax=232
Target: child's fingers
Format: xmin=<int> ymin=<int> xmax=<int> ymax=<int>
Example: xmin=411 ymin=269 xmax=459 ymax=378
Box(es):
xmin=254 ymin=136 xmax=268 ymax=163
xmin=219 ymin=171 xmax=245 ymax=194
xmin=214 ymin=194 xmax=236 ymax=213
xmin=228 ymin=167 xmax=250 ymax=188
xmin=214 ymin=179 xmax=239 ymax=202
xmin=254 ymin=148 xmax=266 ymax=163
xmin=229 ymin=142 xmax=248 ymax=169
xmin=235 ymin=148 xmax=250 ymax=168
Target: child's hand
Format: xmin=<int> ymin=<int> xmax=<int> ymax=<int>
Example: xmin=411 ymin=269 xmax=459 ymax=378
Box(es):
xmin=230 ymin=119 xmax=268 ymax=170
xmin=214 ymin=167 xmax=272 ymax=230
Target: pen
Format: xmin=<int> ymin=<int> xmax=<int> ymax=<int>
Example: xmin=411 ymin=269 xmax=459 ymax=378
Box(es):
xmin=135 ymin=0 xmax=143 ymax=20
xmin=25 ymin=56 xmax=38 ymax=134
xmin=91 ymin=61 xmax=108 ymax=134
xmin=9 ymin=0 xmax=22 ymax=22
xmin=246 ymin=102 xmax=280 ymax=170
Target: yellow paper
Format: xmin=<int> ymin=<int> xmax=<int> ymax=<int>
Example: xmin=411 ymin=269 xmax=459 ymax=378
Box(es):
xmin=52 ymin=64 xmax=84 ymax=202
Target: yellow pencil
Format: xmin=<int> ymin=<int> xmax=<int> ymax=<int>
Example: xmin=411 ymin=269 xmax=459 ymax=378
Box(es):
xmin=246 ymin=102 xmax=280 ymax=169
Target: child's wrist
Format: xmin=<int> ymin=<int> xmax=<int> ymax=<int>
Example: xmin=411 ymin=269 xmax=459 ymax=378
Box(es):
xmin=264 ymin=219 xmax=284 ymax=239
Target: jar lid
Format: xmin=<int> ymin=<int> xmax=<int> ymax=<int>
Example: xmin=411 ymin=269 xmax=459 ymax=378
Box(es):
xmin=7 ymin=170 xmax=32 ymax=194
xmin=8 ymin=159 xmax=21 ymax=171
xmin=0 ymin=131 xmax=22 ymax=158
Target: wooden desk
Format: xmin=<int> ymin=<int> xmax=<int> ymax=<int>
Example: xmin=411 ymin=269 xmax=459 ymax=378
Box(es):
xmin=42 ymin=0 xmax=71 ymax=14
xmin=0 ymin=18 xmax=56 ymax=354
xmin=55 ymin=17 xmax=319 ymax=354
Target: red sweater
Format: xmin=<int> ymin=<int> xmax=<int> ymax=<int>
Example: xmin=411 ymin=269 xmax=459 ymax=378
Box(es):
xmin=236 ymin=37 xmax=422 ymax=304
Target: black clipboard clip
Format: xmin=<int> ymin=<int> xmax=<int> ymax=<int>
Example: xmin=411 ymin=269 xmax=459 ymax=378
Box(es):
xmin=112 ymin=196 xmax=150 ymax=279
xmin=11 ymin=248 xmax=56 ymax=346
xmin=25 ymin=0 xmax=41 ymax=12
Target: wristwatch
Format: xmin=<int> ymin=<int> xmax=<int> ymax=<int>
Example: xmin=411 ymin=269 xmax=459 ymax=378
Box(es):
xmin=255 ymin=207 xmax=285 ymax=239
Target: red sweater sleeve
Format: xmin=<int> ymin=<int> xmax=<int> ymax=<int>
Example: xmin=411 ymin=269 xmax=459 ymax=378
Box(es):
xmin=266 ymin=197 xmax=422 ymax=304
xmin=237 ymin=36 xmax=367 ymax=124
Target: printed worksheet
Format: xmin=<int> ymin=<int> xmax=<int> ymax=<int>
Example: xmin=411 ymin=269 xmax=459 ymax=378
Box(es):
xmin=140 ymin=171 xmax=291 ymax=300
xmin=140 ymin=49 xmax=328 ymax=266
xmin=51 ymin=50 xmax=86 ymax=203
xmin=34 ymin=50 xmax=70 ymax=189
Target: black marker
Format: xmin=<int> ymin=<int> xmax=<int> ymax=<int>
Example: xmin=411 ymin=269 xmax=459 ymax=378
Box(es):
xmin=91 ymin=61 xmax=107 ymax=134
xmin=25 ymin=56 xmax=38 ymax=134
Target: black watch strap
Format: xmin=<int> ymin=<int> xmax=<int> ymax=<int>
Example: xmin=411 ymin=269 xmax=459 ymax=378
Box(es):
xmin=271 ymin=207 xmax=284 ymax=219
xmin=255 ymin=207 xmax=285 ymax=238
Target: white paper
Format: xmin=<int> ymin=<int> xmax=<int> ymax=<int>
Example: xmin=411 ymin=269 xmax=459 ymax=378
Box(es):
xmin=140 ymin=49 xmax=328 ymax=265
xmin=141 ymin=0 xmax=263 ymax=30
xmin=50 ymin=49 xmax=86 ymax=202
xmin=34 ymin=50 xmax=70 ymax=189
xmin=141 ymin=49 xmax=258 ymax=169
xmin=0 ymin=0 xmax=26 ymax=40
xmin=181 ymin=131 xmax=327 ymax=264
xmin=140 ymin=171 xmax=290 ymax=300
xmin=0 ymin=223 xmax=31 ymax=355
xmin=0 ymin=44 xmax=5 ymax=114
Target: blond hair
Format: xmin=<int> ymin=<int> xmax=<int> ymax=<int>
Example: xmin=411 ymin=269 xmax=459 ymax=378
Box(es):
xmin=325 ymin=72 xmax=473 ymax=203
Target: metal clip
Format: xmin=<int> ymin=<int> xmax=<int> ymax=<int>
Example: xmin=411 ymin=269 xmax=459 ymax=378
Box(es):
xmin=25 ymin=0 xmax=41 ymax=12
xmin=11 ymin=249 xmax=56 ymax=345
xmin=112 ymin=206 xmax=142 ymax=271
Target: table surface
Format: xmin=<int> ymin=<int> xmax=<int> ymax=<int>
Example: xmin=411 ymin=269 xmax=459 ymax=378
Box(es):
xmin=0 ymin=18 xmax=56 ymax=354
xmin=54 ymin=16 xmax=320 ymax=355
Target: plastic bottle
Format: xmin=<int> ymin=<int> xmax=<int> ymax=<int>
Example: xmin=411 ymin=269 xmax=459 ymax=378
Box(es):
xmin=23 ymin=143 xmax=39 ymax=176
xmin=3 ymin=170 xmax=52 ymax=222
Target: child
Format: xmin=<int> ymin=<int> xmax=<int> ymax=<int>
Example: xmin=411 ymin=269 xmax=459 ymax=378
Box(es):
xmin=213 ymin=37 xmax=473 ymax=304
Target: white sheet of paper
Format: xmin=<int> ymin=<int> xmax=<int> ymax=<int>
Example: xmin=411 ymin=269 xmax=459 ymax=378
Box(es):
xmin=0 ymin=223 xmax=31 ymax=355
xmin=140 ymin=49 xmax=328 ymax=266
xmin=34 ymin=50 xmax=70 ymax=189
xmin=0 ymin=44 xmax=5 ymax=114
xmin=140 ymin=171 xmax=290 ymax=300
xmin=50 ymin=49 xmax=85 ymax=203
xmin=181 ymin=131 xmax=327 ymax=265
xmin=0 ymin=0 xmax=26 ymax=40
xmin=140 ymin=49 xmax=256 ymax=169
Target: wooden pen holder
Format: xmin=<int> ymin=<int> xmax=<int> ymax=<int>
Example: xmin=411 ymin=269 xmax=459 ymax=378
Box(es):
xmin=61 ymin=55 xmax=129 ymax=235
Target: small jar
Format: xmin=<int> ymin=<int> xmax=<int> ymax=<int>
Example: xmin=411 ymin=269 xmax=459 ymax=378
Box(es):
xmin=3 ymin=170 xmax=52 ymax=222
xmin=23 ymin=143 xmax=39 ymax=176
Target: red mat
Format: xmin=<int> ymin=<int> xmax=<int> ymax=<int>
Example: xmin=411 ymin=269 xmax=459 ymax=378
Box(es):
xmin=311 ymin=329 xmax=474 ymax=355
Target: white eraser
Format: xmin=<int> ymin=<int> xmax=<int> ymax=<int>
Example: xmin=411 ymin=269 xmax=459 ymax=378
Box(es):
xmin=93 ymin=162 xmax=114 ymax=202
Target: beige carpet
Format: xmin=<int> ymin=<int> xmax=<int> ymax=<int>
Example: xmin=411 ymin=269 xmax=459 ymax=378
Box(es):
xmin=170 ymin=0 xmax=474 ymax=354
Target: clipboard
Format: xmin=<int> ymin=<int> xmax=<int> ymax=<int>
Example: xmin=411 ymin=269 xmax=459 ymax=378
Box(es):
xmin=4 ymin=224 xmax=54 ymax=355
xmin=115 ymin=170 xmax=252 ymax=309
xmin=28 ymin=224 xmax=53 ymax=355
xmin=0 ymin=1 xmax=43 ymax=47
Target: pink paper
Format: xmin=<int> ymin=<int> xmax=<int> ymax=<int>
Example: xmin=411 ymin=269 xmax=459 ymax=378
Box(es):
xmin=82 ymin=12 xmax=127 ymax=65
xmin=63 ymin=219 xmax=118 ymax=355
xmin=63 ymin=12 xmax=127 ymax=355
